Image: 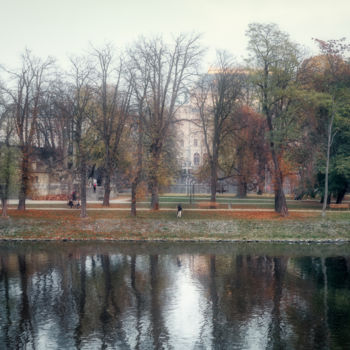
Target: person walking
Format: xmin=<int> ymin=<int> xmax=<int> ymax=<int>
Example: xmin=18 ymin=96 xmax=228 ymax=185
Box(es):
xmin=177 ymin=204 xmax=182 ymax=218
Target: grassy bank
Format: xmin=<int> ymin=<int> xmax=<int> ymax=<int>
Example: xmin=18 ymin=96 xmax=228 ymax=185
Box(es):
xmin=1 ymin=209 xmax=350 ymax=242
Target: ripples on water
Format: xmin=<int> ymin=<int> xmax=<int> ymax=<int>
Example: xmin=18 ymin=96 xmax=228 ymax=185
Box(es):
xmin=0 ymin=242 xmax=350 ymax=349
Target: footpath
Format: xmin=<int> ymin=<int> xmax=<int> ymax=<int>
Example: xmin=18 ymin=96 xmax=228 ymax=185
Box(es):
xmin=5 ymin=199 xmax=324 ymax=212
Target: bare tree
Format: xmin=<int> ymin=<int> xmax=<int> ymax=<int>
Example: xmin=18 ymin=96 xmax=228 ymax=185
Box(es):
xmin=0 ymin=98 xmax=18 ymax=217
xmin=1 ymin=50 xmax=54 ymax=210
xmin=130 ymin=114 xmax=144 ymax=217
xmin=128 ymin=34 xmax=203 ymax=210
xmin=90 ymin=44 xmax=132 ymax=206
xmin=126 ymin=54 xmax=150 ymax=216
xmin=67 ymin=56 xmax=94 ymax=218
xmin=192 ymin=52 xmax=244 ymax=204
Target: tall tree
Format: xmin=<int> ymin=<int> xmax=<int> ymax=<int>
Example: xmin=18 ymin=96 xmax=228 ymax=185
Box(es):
xmin=312 ymin=39 xmax=350 ymax=216
xmin=67 ymin=56 xmax=95 ymax=218
xmin=35 ymin=77 xmax=74 ymax=180
xmin=0 ymin=101 xmax=18 ymax=217
xmin=1 ymin=50 xmax=54 ymax=210
xmin=130 ymin=113 xmax=144 ymax=217
xmin=90 ymin=44 xmax=132 ymax=206
xmin=127 ymin=51 xmax=150 ymax=216
xmin=128 ymin=34 xmax=203 ymax=210
xmin=192 ymin=52 xmax=244 ymax=204
xmin=246 ymin=23 xmax=301 ymax=216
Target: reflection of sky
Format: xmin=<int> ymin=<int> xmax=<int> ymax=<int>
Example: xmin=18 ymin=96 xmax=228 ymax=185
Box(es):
xmin=164 ymin=256 xmax=274 ymax=350
xmin=165 ymin=258 xmax=210 ymax=349
xmin=3 ymin=249 xmax=348 ymax=349
xmin=243 ymin=310 xmax=271 ymax=350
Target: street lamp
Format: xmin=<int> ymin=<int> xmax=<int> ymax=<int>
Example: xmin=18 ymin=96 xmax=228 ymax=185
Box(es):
xmin=189 ymin=178 xmax=196 ymax=205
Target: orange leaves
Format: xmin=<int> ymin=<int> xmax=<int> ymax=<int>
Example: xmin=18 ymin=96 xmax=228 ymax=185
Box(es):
xmin=224 ymin=211 xmax=317 ymax=221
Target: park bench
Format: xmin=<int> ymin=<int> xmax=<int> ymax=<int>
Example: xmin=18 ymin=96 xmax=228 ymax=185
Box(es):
xmin=197 ymin=201 xmax=220 ymax=209
xmin=329 ymin=203 xmax=349 ymax=210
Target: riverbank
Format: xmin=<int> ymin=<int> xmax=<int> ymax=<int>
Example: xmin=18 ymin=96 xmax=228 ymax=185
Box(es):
xmin=1 ymin=209 xmax=350 ymax=242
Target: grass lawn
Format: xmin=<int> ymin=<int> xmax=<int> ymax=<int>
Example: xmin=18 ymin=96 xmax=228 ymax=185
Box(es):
xmin=1 ymin=207 xmax=350 ymax=242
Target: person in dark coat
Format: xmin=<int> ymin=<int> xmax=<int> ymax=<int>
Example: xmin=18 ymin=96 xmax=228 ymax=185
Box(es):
xmin=177 ymin=204 xmax=182 ymax=218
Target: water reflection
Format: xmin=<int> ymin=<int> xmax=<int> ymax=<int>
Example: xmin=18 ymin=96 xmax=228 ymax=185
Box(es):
xmin=0 ymin=242 xmax=350 ymax=349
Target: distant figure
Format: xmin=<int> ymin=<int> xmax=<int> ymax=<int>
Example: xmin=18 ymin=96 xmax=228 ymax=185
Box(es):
xmin=93 ymin=178 xmax=97 ymax=193
xmin=177 ymin=204 xmax=182 ymax=218
xmin=68 ymin=191 xmax=77 ymax=209
xmin=70 ymin=190 xmax=80 ymax=208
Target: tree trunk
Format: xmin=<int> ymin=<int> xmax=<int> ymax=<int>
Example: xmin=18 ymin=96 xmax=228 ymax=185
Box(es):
xmin=237 ymin=180 xmax=247 ymax=198
xmin=67 ymin=172 xmax=73 ymax=199
xmin=210 ymin=157 xmax=218 ymax=205
xmin=263 ymin=68 xmax=288 ymax=216
xmin=131 ymin=118 xmax=143 ymax=217
xmin=322 ymin=98 xmax=335 ymax=217
xmin=336 ymin=189 xmax=346 ymax=204
xmin=80 ymin=158 xmax=87 ymax=218
xmin=103 ymin=172 xmax=110 ymax=207
xmin=1 ymin=147 xmax=11 ymax=217
xmin=1 ymin=198 xmax=8 ymax=217
xmin=275 ymin=179 xmax=288 ymax=216
xmin=131 ymin=182 xmax=137 ymax=217
xmin=236 ymin=148 xmax=247 ymax=198
xmin=150 ymin=151 xmax=160 ymax=210
xmin=271 ymin=152 xmax=288 ymax=216
xmin=320 ymin=194 xmax=331 ymax=204
xmin=150 ymin=180 xmax=159 ymax=210
xmin=322 ymin=133 xmax=331 ymax=216
xmin=210 ymin=169 xmax=217 ymax=204
xmin=17 ymin=151 xmax=29 ymax=211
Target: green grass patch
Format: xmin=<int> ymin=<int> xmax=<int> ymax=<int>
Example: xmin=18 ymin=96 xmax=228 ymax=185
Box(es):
xmin=1 ymin=209 xmax=350 ymax=242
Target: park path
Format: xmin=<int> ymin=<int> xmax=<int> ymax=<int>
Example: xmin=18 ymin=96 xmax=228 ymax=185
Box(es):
xmin=5 ymin=198 xmax=328 ymax=212
xmin=5 ymin=206 xmax=323 ymax=212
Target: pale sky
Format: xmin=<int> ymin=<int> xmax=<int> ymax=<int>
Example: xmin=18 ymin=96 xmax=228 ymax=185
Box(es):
xmin=1 ymin=0 xmax=349 ymax=70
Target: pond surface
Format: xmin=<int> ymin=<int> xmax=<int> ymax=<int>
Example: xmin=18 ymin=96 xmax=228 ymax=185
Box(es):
xmin=0 ymin=241 xmax=350 ymax=349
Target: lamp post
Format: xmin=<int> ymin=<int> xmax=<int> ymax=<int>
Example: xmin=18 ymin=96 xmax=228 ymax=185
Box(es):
xmin=189 ymin=178 xmax=196 ymax=205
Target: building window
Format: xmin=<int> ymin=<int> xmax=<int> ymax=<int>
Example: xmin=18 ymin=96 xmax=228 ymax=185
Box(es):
xmin=194 ymin=139 xmax=198 ymax=147
xmin=194 ymin=153 xmax=200 ymax=166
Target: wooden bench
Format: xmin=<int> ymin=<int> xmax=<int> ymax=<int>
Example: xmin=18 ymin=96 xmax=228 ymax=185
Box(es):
xmin=197 ymin=201 xmax=220 ymax=209
xmin=329 ymin=203 xmax=349 ymax=209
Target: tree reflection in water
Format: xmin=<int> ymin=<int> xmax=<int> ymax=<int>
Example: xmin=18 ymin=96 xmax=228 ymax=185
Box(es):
xmin=0 ymin=242 xmax=350 ymax=349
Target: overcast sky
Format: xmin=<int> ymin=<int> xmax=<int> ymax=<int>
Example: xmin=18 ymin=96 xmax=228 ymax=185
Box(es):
xmin=1 ymin=0 xmax=349 ymax=70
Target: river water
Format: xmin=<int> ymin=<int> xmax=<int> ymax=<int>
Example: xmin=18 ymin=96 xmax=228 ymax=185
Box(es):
xmin=0 ymin=241 xmax=350 ymax=349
